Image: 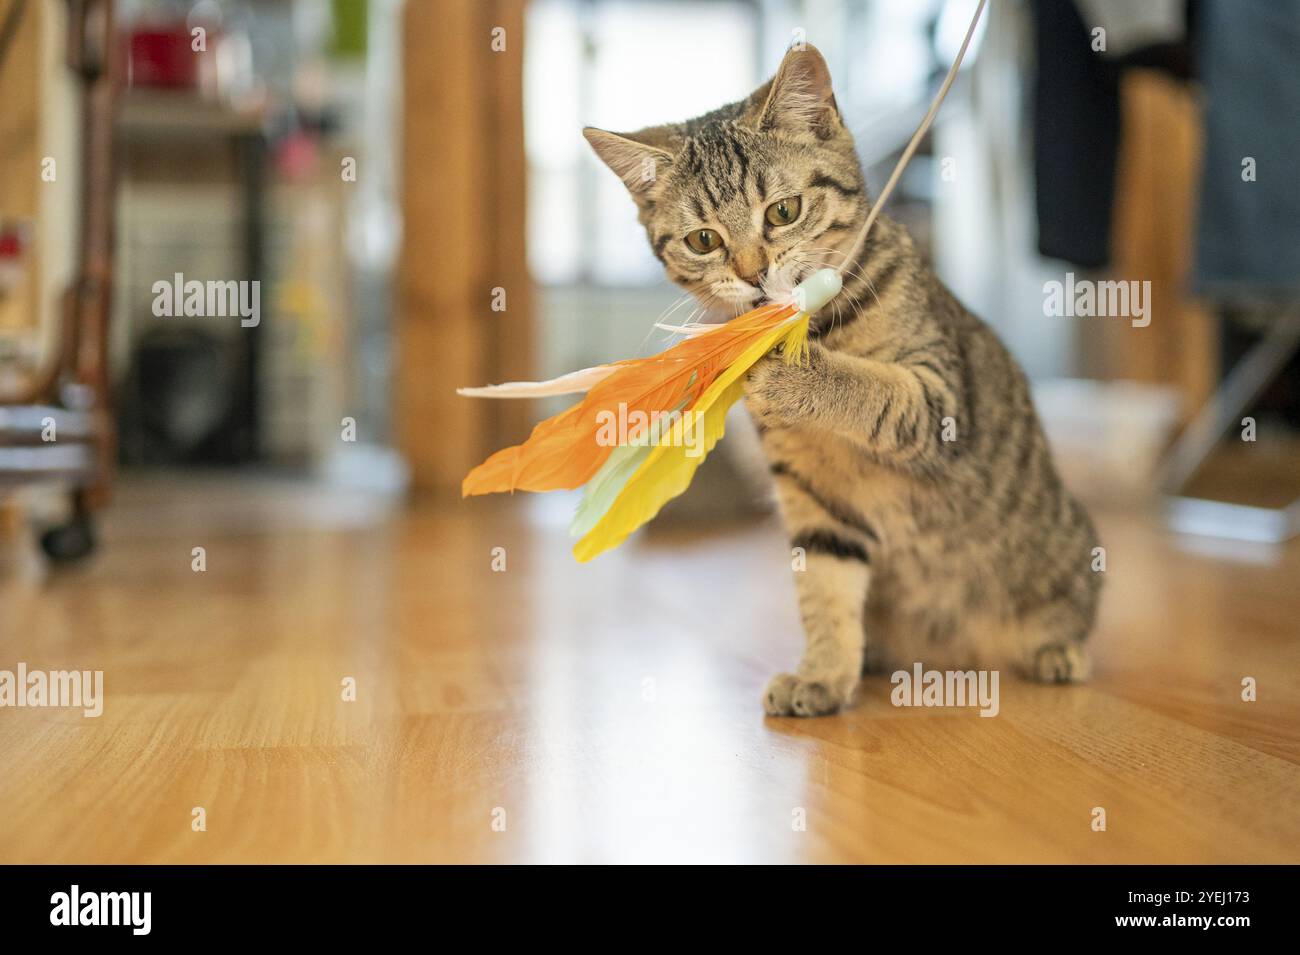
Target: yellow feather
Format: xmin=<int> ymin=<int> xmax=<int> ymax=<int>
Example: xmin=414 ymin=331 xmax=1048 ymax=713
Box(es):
xmin=572 ymin=313 xmax=810 ymax=562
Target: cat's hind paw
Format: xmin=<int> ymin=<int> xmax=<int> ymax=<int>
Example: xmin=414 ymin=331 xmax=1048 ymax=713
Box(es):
xmin=1029 ymin=643 xmax=1090 ymax=684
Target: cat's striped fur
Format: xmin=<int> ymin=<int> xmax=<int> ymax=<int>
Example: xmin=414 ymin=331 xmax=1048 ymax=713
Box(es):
xmin=585 ymin=45 xmax=1101 ymax=716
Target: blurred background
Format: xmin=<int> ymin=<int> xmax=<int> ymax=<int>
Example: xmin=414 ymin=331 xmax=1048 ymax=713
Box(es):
xmin=0 ymin=0 xmax=1294 ymax=561
xmin=1 ymin=0 xmax=1298 ymax=866
xmin=3 ymin=0 xmax=1297 ymax=564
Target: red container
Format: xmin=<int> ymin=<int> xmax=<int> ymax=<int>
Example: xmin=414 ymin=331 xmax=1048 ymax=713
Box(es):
xmin=126 ymin=26 xmax=199 ymax=89
xmin=0 ymin=231 xmax=22 ymax=259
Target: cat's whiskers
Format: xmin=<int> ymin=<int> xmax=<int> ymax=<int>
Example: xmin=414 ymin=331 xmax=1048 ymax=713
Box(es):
xmin=668 ymin=287 xmax=729 ymax=340
xmin=801 ymin=245 xmax=873 ymax=289
xmin=705 ymin=279 xmax=764 ymax=321
xmin=797 ymin=245 xmax=882 ymax=323
xmin=642 ymin=285 xmax=711 ymax=351
xmin=786 ymin=246 xmax=878 ymax=336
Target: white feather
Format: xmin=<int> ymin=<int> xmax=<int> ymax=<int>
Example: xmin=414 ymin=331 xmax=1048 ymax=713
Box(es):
xmin=653 ymin=321 xmax=717 ymax=338
xmin=457 ymin=363 xmax=618 ymax=399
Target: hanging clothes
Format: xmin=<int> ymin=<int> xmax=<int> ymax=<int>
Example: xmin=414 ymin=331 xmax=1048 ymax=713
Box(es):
xmin=1030 ymin=0 xmax=1193 ymax=269
xmin=1193 ymin=0 xmax=1300 ymax=296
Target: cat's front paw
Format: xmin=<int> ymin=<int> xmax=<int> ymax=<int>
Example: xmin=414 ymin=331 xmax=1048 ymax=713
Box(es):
xmin=742 ymin=354 xmax=790 ymax=421
xmin=763 ymin=672 xmax=848 ymax=717
xmin=743 ymin=350 xmax=822 ymax=426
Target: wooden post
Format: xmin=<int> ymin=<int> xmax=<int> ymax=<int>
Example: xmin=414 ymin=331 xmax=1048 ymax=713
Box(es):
xmin=0 ymin=0 xmax=44 ymax=339
xmin=1105 ymin=71 xmax=1216 ymax=425
xmin=398 ymin=0 xmax=533 ymax=496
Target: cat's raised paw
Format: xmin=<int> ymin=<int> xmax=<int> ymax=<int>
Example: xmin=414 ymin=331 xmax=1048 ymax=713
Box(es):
xmin=763 ymin=672 xmax=846 ymax=717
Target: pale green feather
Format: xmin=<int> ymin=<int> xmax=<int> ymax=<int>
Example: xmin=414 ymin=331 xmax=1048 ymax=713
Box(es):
xmin=572 ymin=313 xmax=809 ymax=562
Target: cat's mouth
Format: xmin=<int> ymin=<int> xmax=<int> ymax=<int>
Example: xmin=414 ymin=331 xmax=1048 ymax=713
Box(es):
xmin=710 ymin=266 xmax=808 ymax=313
xmin=716 ymin=294 xmax=765 ymax=317
xmin=712 ymin=285 xmax=766 ymax=309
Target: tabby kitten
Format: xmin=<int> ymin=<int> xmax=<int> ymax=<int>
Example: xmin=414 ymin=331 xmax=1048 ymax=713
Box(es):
xmin=584 ymin=45 xmax=1101 ymax=716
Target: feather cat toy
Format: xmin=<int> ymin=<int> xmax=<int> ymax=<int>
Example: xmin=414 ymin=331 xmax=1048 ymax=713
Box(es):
xmin=460 ymin=273 xmax=839 ymax=561
xmin=459 ymin=0 xmax=986 ymax=562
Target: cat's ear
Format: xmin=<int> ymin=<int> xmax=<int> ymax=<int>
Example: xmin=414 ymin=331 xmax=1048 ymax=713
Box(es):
xmin=747 ymin=43 xmax=840 ymax=139
xmin=583 ymin=126 xmax=674 ymax=198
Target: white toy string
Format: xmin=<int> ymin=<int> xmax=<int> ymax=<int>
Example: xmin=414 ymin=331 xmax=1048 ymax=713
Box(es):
xmin=836 ymin=0 xmax=988 ymax=279
xmin=659 ymin=0 xmax=988 ymax=337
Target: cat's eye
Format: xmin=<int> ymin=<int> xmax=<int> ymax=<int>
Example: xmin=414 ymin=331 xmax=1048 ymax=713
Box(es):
xmin=685 ymin=228 xmax=723 ymax=254
xmin=765 ymin=197 xmax=802 ymax=226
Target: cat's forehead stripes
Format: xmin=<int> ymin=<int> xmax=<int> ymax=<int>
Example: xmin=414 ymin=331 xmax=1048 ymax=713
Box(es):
xmin=585 ymin=45 xmax=869 ymax=302
xmin=655 ymin=115 xmax=865 ymax=271
xmin=669 ymin=128 xmax=816 ymax=246
xmin=808 ymin=170 xmax=861 ymax=197
xmin=677 ymin=122 xmax=769 ymax=214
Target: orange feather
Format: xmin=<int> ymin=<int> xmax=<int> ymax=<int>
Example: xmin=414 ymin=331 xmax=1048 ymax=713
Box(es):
xmin=461 ymin=302 xmax=797 ymax=496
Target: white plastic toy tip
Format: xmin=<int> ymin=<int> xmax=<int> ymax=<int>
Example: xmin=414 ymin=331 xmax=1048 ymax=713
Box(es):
xmin=790 ymin=268 xmax=843 ymax=315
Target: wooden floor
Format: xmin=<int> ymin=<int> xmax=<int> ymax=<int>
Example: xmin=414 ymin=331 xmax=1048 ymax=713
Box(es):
xmin=1 ymin=474 xmax=1298 ymax=864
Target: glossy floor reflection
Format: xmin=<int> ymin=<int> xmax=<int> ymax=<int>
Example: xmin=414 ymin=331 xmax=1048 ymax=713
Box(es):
xmin=1 ymin=474 xmax=1297 ymax=863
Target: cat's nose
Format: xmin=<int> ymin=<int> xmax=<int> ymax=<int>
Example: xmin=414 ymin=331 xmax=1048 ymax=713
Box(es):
xmin=733 ymin=249 xmax=768 ymax=286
